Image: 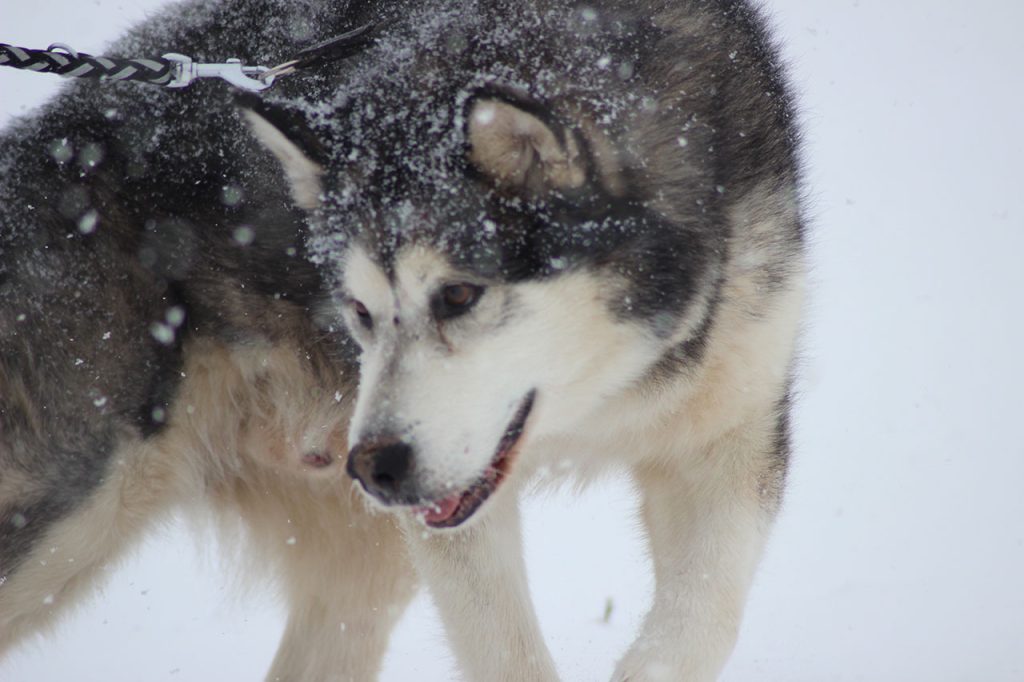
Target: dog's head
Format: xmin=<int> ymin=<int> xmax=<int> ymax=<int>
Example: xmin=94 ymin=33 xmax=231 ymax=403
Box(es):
xmin=243 ymin=10 xmax=719 ymax=529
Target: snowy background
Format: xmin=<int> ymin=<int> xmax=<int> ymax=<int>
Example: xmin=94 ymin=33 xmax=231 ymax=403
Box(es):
xmin=3 ymin=0 xmax=1024 ymax=680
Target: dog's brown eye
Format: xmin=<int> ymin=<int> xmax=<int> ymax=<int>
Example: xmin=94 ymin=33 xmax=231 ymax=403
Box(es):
xmin=443 ymin=284 xmax=475 ymax=307
xmin=352 ymin=300 xmax=372 ymax=330
xmin=434 ymin=283 xmax=484 ymax=320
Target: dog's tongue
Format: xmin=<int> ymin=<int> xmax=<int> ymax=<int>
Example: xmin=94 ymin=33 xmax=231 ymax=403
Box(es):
xmin=418 ymin=494 xmax=461 ymax=525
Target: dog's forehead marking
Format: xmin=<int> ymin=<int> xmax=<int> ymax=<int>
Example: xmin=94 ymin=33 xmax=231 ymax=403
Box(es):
xmin=394 ymin=247 xmax=451 ymax=304
xmin=344 ymin=245 xmax=453 ymax=314
xmin=343 ymin=247 xmax=393 ymax=313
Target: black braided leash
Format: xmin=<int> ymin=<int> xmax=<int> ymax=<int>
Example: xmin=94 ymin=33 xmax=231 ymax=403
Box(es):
xmin=0 ymin=23 xmax=380 ymax=90
xmin=0 ymin=43 xmax=176 ymax=85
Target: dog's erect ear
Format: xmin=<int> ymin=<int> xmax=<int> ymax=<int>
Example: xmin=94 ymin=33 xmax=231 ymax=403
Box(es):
xmin=238 ymin=96 xmax=325 ymax=210
xmin=466 ymin=97 xmax=587 ymax=195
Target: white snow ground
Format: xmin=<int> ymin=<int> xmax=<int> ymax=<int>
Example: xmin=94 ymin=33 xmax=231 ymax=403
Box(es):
xmin=2 ymin=1 xmax=1023 ymax=680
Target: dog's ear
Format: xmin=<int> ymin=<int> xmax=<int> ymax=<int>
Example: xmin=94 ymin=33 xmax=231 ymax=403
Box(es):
xmin=238 ymin=95 xmax=325 ymax=210
xmin=466 ymin=97 xmax=588 ymax=195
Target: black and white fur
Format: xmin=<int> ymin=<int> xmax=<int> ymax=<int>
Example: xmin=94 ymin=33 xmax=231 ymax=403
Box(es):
xmin=1 ymin=1 xmax=804 ymax=680
xmin=248 ymin=1 xmax=805 ymax=679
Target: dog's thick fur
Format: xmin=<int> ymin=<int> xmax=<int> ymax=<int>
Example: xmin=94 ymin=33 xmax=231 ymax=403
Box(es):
xmin=1 ymin=1 xmax=804 ymax=680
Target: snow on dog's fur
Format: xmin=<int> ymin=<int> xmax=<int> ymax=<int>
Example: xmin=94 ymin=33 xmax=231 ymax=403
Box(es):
xmin=246 ymin=1 xmax=805 ymax=679
xmin=1 ymin=0 xmax=804 ymax=680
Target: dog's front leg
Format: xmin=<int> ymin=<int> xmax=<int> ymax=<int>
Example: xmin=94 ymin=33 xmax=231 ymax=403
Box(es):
xmin=614 ymin=429 xmax=780 ymax=682
xmin=260 ymin=498 xmax=416 ymax=682
xmin=401 ymin=491 xmax=559 ymax=682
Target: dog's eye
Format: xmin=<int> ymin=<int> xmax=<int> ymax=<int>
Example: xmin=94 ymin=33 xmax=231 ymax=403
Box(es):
xmin=443 ymin=284 xmax=477 ymax=307
xmin=434 ymin=283 xmax=484 ymax=320
xmin=352 ymin=299 xmax=373 ymax=330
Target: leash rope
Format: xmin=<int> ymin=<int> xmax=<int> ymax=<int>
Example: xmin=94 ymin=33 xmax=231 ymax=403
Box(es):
xmin=0 ymin=22 xmax=378 ymax=91
xmin=0 ymin=43 xmax=176 ymax=85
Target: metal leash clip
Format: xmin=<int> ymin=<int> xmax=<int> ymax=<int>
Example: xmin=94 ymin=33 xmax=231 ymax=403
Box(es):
xmin=2 ymin=22 xmax=378 ymax=90
xmin=162 ymin=53 xmax=273 ymax=91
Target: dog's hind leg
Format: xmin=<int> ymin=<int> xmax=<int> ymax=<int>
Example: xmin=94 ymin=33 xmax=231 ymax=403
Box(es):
xmin=613 ymin=414 xmax=787 ymax=682
xmin=401 ymin=491 xmax=559 ymax=682
xmin=0 ymin=438 xmax=181 ymax=653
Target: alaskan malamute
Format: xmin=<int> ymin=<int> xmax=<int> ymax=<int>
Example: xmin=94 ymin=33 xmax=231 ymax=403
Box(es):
xmin=1 ymin=1 xmax=804 ymax=679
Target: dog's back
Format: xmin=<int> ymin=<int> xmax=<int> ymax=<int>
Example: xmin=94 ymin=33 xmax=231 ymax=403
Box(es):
xmin=0 ymin=0 xmax=308 ymax=584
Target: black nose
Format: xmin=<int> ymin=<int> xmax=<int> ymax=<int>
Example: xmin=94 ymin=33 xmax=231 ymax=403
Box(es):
xmin=346 ymin=439 xmax=415 ymax=504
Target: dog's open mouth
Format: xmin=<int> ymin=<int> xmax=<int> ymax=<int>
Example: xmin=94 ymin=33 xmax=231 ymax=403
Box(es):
xmin=414 ymin=390 xmax=536 ymax=529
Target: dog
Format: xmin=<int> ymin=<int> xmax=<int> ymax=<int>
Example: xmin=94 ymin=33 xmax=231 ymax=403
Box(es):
xmin=1 ymin=1 xmax=805 ymax=680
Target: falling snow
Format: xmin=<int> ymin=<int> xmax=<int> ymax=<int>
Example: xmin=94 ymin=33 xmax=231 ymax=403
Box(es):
xmin=1 ymin=1 xmax=1023 ymax=682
